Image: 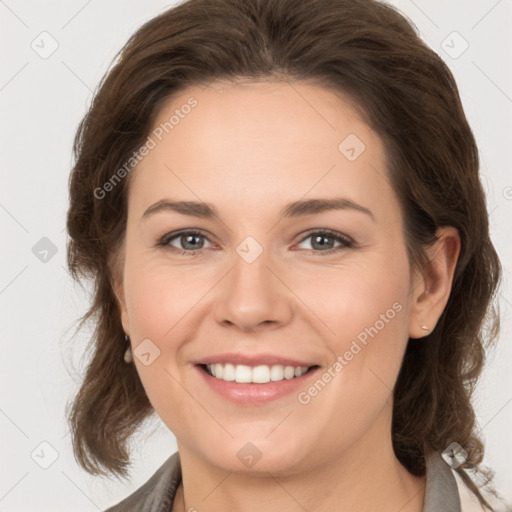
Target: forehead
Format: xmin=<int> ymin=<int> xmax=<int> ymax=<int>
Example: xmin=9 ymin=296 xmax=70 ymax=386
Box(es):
xmin=150 ymin=79 xmax=371 ymax=156
xmin=129 ymin=80 xmax=396 ymax=224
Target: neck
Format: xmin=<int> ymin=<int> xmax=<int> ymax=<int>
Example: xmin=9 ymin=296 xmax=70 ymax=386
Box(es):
xmin=173 ymin=412 xmax=426 ymax=512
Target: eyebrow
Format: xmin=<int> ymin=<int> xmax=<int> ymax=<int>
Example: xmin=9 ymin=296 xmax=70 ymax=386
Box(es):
xmin=141 ymin=197 xmax=375 ymax=222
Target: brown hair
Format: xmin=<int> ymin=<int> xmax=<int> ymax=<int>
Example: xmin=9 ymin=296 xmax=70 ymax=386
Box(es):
xmin=66 ymin=0 xmax=501 ymax=496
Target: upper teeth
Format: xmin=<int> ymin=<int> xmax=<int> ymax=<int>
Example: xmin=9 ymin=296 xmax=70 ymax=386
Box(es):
xmin=206 ymin=363 xmax=310 ymax=383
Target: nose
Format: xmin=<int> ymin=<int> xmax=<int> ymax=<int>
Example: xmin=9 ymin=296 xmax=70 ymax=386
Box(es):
xmin=213 ymin=246 xmax=293 ymax=333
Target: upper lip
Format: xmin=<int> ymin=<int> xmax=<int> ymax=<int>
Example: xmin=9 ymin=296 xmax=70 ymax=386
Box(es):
xmin=193 ymin=353 xmax=318 ymax=368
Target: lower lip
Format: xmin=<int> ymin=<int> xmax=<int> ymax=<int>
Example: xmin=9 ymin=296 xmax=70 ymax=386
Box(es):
xmin=195 ymin=365 xmax=320 ymax=405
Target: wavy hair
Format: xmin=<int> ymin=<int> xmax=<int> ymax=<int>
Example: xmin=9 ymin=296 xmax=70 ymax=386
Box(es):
xmin=65 ymin=0 xmax=501 ymax=502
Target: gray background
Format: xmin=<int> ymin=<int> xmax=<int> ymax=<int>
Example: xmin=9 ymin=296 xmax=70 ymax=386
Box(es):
xmin=1 ymin=0 xmax=511 ymax=510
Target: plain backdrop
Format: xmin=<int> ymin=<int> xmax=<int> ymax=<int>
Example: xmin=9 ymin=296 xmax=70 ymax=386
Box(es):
xmin=1 ymin=0 xmax=511 ymax=510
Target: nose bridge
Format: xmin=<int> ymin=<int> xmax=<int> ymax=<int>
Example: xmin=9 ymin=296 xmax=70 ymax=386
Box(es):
xmin=213 ymin=237 xmax=292 ymax=330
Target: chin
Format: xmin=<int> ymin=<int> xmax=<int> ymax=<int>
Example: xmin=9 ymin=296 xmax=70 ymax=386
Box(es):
xmin=199 ymin=435 xmax=311 ymax=476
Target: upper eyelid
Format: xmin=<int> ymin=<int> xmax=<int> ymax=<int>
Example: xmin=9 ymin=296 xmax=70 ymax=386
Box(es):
xmin=160 ymin=228 xmax=353 ymax=249
xmin=296 ymin=229 xmax=354 ymax=249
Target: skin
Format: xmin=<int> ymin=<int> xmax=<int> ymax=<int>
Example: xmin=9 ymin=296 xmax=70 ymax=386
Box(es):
xmin=114 ymin=80 xmax=460 ymax=512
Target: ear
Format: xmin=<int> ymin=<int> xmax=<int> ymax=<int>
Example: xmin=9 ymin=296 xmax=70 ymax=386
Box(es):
xmin=408 ymin=226 xmax=461 ymax=339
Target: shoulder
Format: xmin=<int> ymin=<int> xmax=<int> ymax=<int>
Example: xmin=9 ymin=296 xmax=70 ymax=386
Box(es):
xmin=451 ymin=468 xmax=511 ymax=512
xmin=424 ymin=452 xmax=510 ymax=512
xmin=103 ymin=451 xmax=182 ymax=512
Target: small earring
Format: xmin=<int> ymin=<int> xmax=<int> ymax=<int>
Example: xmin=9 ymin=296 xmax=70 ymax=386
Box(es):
xmin=421 ymin=325 xmax=430 ymax=331
xmin=124 ymin=334 xmax=133 ymax=364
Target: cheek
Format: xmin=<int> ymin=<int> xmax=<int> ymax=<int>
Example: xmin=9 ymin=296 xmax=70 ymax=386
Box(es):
xmin=289 ymin=255 xmax=412 ymax=458
xmin=294 ymin=250 xmax=410 ymax=349
xmin=330 ymin=274 xmax=410 ymax=357
xmin=301 ymin=249 xmax=412 ymax=398
xmin=122 ymin=254 xmax=217 ymax=414
xmin=123 ymin=253 xmax=211 ymax=339
xmin=122 ymin=258 xmax=203 ymax=427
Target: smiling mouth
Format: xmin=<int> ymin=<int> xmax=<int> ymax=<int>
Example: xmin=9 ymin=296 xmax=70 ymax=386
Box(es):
xmin=198 ymin=363 xmax=319 ymax=384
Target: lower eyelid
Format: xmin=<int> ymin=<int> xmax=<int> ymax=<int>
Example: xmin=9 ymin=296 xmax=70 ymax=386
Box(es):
xmin=297 ymin=232 xmax=353 ymax=248
xmin=162 ymin=233 xmax=212 ymax=251
xmin=298 ymin=234 xmax=354 ymax=255
xmin=159 ymin=230 xmax=353 ymax=253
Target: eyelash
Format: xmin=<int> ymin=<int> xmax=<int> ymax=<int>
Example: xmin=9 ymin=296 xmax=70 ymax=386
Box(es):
xmin=157 ymin=228 xmax=354 ymax=256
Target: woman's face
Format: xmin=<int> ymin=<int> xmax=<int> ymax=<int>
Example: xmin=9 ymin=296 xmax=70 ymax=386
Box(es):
xmin=116 ymin=80 xmax=422 ymax=474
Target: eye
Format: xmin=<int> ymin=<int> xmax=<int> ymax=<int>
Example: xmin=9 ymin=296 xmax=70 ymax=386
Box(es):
xmin=295 ymin=229 xmax=354 ymax=255
xmin=157 ymin=228 xmax=354 ymax=256
xmin=158 ymin=229 xmax=213 ymax=254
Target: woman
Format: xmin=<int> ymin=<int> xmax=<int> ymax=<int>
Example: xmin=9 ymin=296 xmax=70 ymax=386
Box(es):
xmin=65 ymin=0 xmax=509 ymax=510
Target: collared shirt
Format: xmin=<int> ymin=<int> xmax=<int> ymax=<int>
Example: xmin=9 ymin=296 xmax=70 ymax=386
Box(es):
xmin=104 ymin=451 xmax=501 ymax=512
